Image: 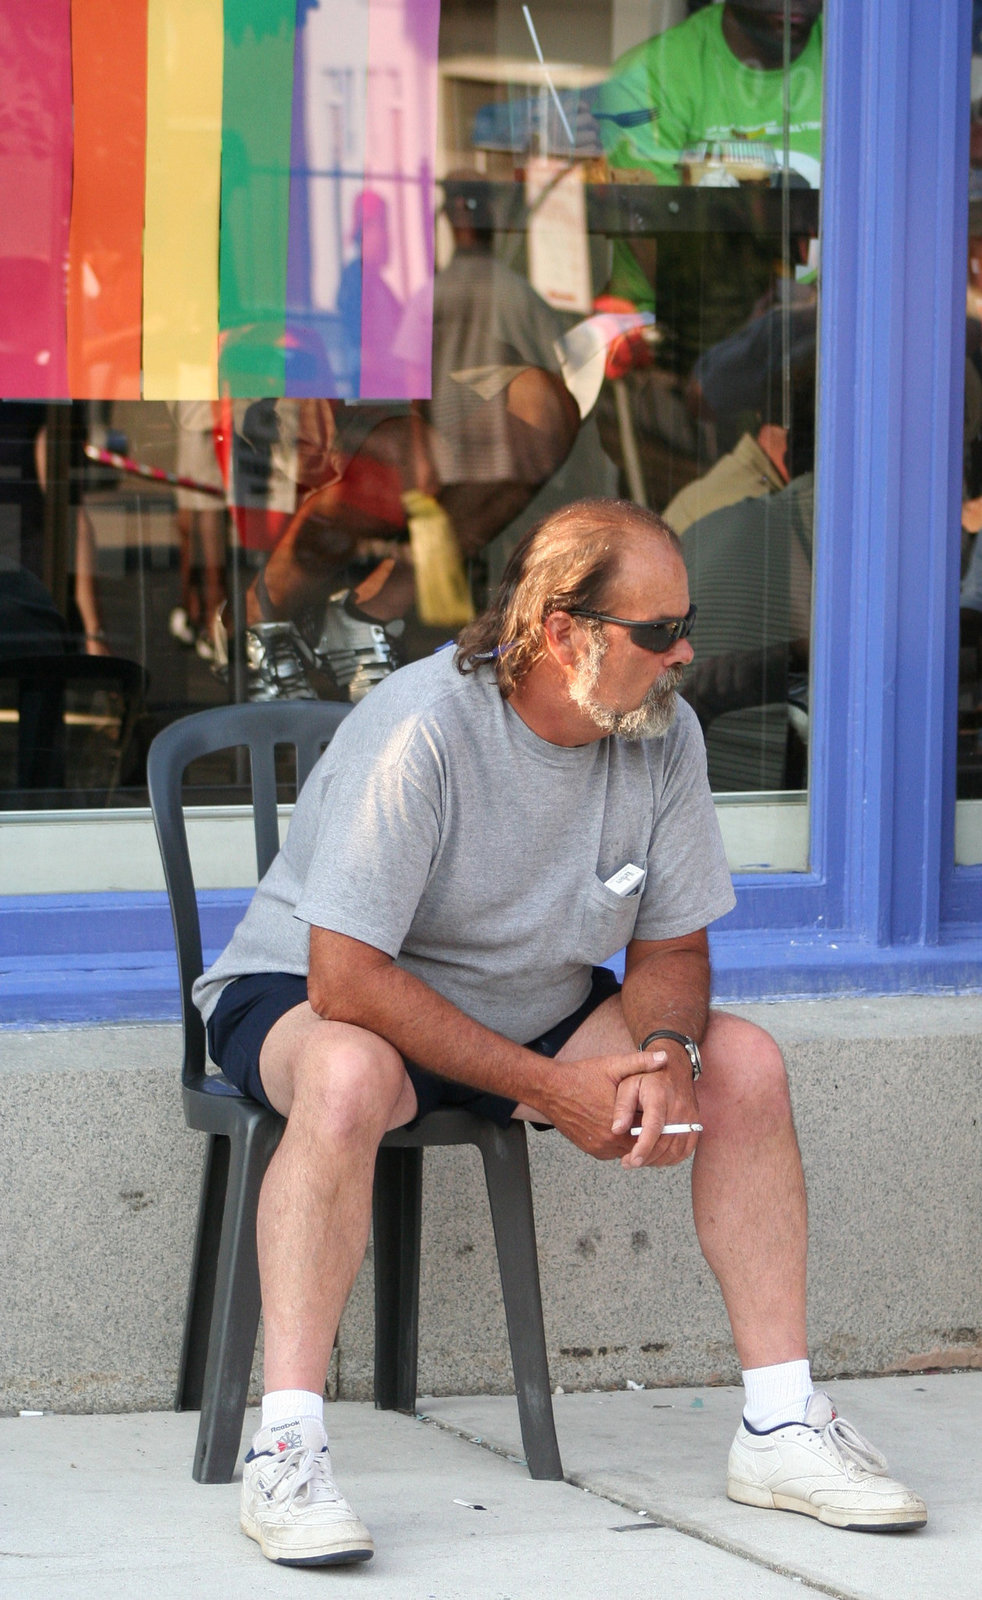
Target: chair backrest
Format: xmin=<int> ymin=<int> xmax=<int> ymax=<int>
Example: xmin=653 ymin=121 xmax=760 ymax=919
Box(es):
xmin=146 ymin=700 xmax=351 ymax=1088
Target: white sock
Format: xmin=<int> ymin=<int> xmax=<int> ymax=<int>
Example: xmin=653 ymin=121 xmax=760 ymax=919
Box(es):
xmin=261 ymin=1389 xmax=325 ymax=1432
xmin=741 ymin=1359 xmax=813 ymax=1431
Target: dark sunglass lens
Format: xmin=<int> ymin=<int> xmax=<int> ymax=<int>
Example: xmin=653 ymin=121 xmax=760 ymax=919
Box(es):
xmin=634 ymin=608 xmax=695 ymax=651
xmin=633 ymin=622 xmax=670 ymax=651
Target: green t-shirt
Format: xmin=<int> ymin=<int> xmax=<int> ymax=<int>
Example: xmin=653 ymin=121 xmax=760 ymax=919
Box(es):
xmin=595 ymin=6 xmax=823 ymax=314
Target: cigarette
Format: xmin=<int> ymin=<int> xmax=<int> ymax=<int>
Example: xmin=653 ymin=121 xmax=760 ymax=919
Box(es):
xmin=630 ymin=1122 xmax=703 ymax=1136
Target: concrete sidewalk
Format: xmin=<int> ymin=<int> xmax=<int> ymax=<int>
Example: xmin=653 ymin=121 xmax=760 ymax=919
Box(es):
xmin=1 ymin=1373 xmax=976 ymax=1599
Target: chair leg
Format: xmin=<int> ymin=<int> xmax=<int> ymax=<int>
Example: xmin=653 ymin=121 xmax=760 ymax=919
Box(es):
xmin=192 ymin=1111 xmax=282 ymax=1483
xmin=478 ymin=1123 xmax=563 ymax=1480
xmin=373 ymin=1146 xmax=423 ymax=1413
xmin=176 ymin=1134 xmax=229 ymax=1413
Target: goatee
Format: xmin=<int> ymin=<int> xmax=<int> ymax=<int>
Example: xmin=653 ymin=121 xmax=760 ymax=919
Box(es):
xmin=569 ymin=630 xmax=685 ymax=739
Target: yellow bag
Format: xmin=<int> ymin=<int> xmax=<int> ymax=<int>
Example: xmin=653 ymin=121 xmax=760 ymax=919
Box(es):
xmin=403 ymin=490 xmax=475 ymax=628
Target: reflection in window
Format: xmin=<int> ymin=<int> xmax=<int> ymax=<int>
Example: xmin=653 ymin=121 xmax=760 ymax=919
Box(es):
xmin=960 ymin=0 xmax=982 ymax=857
xmin=1 ymin=0 xmax=821 ymax=858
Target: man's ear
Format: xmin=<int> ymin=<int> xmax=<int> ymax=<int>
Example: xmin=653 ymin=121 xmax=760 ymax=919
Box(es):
xmin=541 ymin=609 xmax=581 ymax=667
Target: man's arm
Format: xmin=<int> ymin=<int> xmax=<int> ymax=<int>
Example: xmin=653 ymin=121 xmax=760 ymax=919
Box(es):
xmin=616 ymin=927 xmax=711 ymax=1167
xmin=307 ymin=927 xmax=667 ymax=1161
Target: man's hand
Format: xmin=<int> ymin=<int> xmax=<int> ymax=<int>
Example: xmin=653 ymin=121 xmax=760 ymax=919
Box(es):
xmin=535 ymin=1048 xmax=669 ymax=1160
xmin=615 ymin=1044 xmax=701 ymax=1170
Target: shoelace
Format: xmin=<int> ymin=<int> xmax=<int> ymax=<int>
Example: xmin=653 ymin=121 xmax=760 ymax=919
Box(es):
xmin=817 ymin=1414 xmax=888 ymax=1478
xmin=261 ymin=1442 xmax=344 ymax=1511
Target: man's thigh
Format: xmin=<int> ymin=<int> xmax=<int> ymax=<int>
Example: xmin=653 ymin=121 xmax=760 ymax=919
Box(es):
xmin=512 ymin=976 xmax=631 ymax=1121
xmin=553 ymin=1001 xmax=778 ymax=1070
xmin=207 ymin=971 xmax=417 ymax=1126
xmin=552 ymin=992 xmax=634 ymax=1062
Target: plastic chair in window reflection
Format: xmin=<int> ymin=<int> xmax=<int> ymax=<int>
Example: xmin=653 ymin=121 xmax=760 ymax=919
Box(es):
xmin=0 ymin=653 xmax=149 ymax=801
xmin=680 ymin=473 xmax=814 ymax=793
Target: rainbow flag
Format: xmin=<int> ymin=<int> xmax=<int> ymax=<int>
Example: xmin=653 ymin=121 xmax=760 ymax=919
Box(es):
xmin=0 ymin=0 xmax=439 ymax=401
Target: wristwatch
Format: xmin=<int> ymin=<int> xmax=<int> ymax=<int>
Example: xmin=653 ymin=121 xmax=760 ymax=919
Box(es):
xmin=638 ymin=1029 xmax=702 ymax=1081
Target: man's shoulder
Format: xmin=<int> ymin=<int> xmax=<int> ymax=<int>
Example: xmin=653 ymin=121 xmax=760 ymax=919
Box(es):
xmin=304 ymin=653 xmax=483 ymax=801
xmin=597 ymin=9 xmax=721 ymax=166
xmin=342 ymin=649 xmax=492 ymax=744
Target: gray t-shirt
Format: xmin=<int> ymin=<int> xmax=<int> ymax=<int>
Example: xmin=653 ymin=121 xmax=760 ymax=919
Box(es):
xmin=193 ymin=650 xmax=736 ymax=1040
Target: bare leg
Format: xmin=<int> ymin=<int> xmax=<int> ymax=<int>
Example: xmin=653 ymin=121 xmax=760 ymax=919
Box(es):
xmin=690 ymin=1010 xmax=807 ymax=1369
xmin=255 ymin=1003 xmax=418 ymax=1393
xmin=176 ymin=508 xmax=195 ymax=620
xmin=524 ymin=997 xmax=808 ymax=1371
xmin=196 ymin=507 xmax=227 ymax=625
xmin=74 ymin=509 xmax=109 ymax=655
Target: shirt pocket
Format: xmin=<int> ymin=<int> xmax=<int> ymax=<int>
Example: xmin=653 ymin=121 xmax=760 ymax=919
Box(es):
xmin=570 ymin=869 xmax=647 ymax=965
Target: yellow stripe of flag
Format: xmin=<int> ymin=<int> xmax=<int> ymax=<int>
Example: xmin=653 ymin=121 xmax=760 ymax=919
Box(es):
xmin=142 ymin=0 xmax=223 ymax=398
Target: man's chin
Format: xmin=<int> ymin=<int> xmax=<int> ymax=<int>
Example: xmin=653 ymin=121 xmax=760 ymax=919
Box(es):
xmin=569 ymin=658 xmax=685 ymax=739
xmin=612 ymin=688 xmax=679 ymax=741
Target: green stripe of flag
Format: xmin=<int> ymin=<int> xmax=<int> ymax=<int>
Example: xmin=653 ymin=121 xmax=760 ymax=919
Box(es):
xmin=218 ymin=0 xmax=296 ymax=396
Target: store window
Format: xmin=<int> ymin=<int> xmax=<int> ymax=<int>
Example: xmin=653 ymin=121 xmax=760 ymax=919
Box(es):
xmin=1 ymin=0 xmax=822 ymax=883
xmin=959 ymin=0 xmax=982 ymax=863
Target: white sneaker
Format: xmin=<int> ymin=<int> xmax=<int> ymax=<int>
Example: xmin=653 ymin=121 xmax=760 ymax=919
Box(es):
xmin=240 ymin=1416 xmax=374 ymax=1566
xmin=168 ymin=606 xmax=196 ymax=647
xmin=727 ymin=1392 xmax=927 ymax=1531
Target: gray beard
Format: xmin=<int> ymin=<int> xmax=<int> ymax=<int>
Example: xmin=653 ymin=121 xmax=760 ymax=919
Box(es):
xmin=569 ymin=631 xmax=685 ymax=740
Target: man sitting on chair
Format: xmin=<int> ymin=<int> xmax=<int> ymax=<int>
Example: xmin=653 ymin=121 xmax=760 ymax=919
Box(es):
xmin=194 ymin=496 xmax=926 ymax=1568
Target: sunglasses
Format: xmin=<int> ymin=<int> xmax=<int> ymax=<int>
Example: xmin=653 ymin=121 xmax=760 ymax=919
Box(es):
xmin=569 ymin=604 xmax=697 ymax=654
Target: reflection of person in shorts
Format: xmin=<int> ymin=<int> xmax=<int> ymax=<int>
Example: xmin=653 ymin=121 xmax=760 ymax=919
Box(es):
xmin=167 ymin=401 xmax=226 ymax=660
xmin=194 ymin=496 xmax=926 ymax=1570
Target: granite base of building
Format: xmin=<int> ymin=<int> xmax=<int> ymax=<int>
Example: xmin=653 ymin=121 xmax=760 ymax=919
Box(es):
xmin=2 ymin=996 xmax=980 ymax=1414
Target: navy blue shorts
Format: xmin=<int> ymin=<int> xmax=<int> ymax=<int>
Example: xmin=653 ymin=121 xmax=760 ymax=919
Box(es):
xmin=206 ymin=964 xmax=621 ymax=1129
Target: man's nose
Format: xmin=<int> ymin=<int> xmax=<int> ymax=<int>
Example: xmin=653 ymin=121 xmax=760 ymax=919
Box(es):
xmin=664 ymin=635 xmax=694 ymax=668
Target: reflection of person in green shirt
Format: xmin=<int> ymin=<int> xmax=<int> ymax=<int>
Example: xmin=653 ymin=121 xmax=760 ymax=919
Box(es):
xmin=595 ymin=1 xmax=823 ymax=315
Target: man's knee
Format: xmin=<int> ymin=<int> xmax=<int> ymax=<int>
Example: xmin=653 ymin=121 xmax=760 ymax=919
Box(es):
xmin=289 ymin=1027 xmax=411 ymax=1143
xmin=701 ymin=1012 xmax=792 ymax=1122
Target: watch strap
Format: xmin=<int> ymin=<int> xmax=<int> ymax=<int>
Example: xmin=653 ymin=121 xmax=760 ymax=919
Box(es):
xmin=638 ymin=1028 xmax=702 ymax=1080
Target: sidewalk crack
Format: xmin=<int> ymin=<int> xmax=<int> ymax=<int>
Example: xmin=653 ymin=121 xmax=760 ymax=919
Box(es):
xmin=417 ymin=1410 xmax=867 ymax=1600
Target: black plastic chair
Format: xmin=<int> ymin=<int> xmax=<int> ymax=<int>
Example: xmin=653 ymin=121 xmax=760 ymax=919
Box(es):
xmin=147 ymin=701 xmax=562 ymax=1485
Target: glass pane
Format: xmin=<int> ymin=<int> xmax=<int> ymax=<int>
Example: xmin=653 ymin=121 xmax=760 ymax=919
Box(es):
xmin=593 ymin=0 xmax=820 ymax=820
xmin=0 ymin=0 xmax=821 ymax=879
xmin=958 ymin=0 xmax=982 ymax=861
